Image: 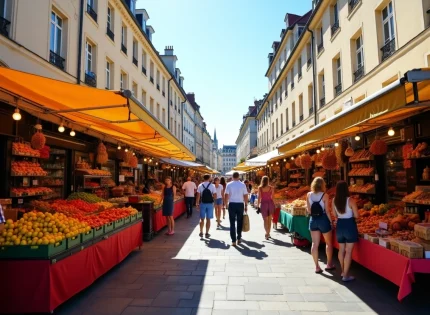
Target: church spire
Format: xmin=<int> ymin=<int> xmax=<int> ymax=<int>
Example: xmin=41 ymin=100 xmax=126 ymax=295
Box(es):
xmin=214 ymin=128 xmax=217 ymax=141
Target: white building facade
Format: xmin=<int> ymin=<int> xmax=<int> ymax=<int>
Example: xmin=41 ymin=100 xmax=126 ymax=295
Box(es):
xmin=236 ymin=104 xmax=258 ymax=162
xmin=220 ymin=145 xmax=237 ymax=175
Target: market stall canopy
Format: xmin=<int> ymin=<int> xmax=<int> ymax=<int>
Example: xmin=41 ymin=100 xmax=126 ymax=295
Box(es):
xmin=0 ymin=68 xmax=195 ymax=160
xmin=233 ymin=162 xmax=259 ymax=172
xmin=278 ymin=70 xmax=430 ymax=155
xmin=160 ymin=158 xmax=217 ymax=173
xmin=225 ymin=170 xmax=245 ymax=176
xmin=245 ymin=149 xmax=280 ymax=166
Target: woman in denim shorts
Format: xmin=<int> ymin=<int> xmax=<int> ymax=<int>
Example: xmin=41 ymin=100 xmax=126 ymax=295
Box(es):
xmin=306 ymin=177 xmax=335 ymax=273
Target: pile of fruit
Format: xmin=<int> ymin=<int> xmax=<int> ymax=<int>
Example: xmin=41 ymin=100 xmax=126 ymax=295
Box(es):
xmin=120 ymin=171 xmax=133 ymax=177
xmin=67 ymin=192 xmax=104 ymax=203
xmin=12 ymin=142 xmax=40 ymax=157
xmin=76 ymin=169 xmax=111 ymax=176
xmin=59 ymin=199 xmax=99 ymax=213
xmin=0 ymin=212 xmax=91 ymax=246
xmin=41 ymin=178 xmax=63 ymax=186
xmin=84 ymin=181 xmax=100 ymax=188
xmin=349 ymin=150 xmax=373 ymax=162
xmin=96 ymin=201 xmax=115 ymax=209
xmin=348 ymin=166 xmax=374 ymax=176
xmin=11 ymin=187 xmax=53 ymax=197
xmin=312 ymin=171 xmax=326 ymax=178
xmin=30 ymin=200 xmax=52 ymax=212
xmin=288 ymin=182 xmax=300 ymax=188
xmin=349 ymin=183 xmax=375 ymax=194
xmin=290 ymin=173 xmax=303 ymax=179
xmin=11 ymin=161 xmax=47 ymax=176
xmin=402 ymin=191 xmax=430 ymax=204
xmin=408 ymin=142 xmax=430 ymax=158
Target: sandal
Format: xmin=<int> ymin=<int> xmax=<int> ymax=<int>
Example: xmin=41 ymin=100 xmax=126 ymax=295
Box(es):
xmin=199 ymin=232 xmax=203 ymax=237
xmin=168 ymin=231 xmax=175 ymax=236
xmin=237 ymin=239 xmax=241 ymax=244
xmin=265 ymin=234 xmax=269 ymax=240
xmin=205 ymin=233 xmax=211 ymax=238
xmin=325 ymin=265 xmax=336 ymax=271
xmin=165 ymin=232 xmax=171 ymax=236
xmin=342 ymin=276 xmax=355 ymax=282
xmin=315 ymin=268 xmax=323 ymax=274
xmin=232 ymin=242 xmax=237 ymax=246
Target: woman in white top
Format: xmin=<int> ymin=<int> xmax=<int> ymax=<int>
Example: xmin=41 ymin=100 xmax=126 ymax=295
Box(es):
xmin=306 ymin=177 xmax=335 ymax=273
xmin=213 ymin=177 xmax=224 ymax=228
xmin=333 ymin=181 xmax=359 ymax=282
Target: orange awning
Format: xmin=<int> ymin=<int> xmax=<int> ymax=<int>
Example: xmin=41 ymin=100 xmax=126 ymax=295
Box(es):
xmin=0 ymin=68 xmax=195 ymax=160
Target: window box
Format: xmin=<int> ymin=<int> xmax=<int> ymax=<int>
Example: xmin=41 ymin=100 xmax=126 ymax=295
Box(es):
xmin=317 ymin=43 xmax=324 ymax=54
xmin=354 ymin=65 xmax=364 ymax=82
xmin=307 ymin=58 xmax=312 ymax=68
xmin=381 ymin=38 xmax=396 ymax=62
xmin=298 ymin=72 xmax=302 ymax=80
xmin=309 ymin=107 xmax=314 ymax=115
xmin=349 ymin=0 xmax=360 ymax=14
xmin=85 ymin=72 xmax=97 ymax=87
xmin=334 ymin=83 xmax=342 ymax=96
xmin=331 ymin=21 xmax=340 ymax=37
xmin=87 ymin=4 xmax=98 ymax=23
xmin=291 ymin=82 xmax=295 ymax=90
xmin=49 ymin=50 xmax=65 ymax=70
xmin=299 ymin=114 xmax=304 ymax=122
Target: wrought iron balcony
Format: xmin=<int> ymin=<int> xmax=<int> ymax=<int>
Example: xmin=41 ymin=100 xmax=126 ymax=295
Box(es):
xmin=142 ymin=66 xmax=146 ymax=75
xmin=0 ymin=16 xmax=11 ymax=37
xmin=334 ymin=83 xmax=342 ymax=96
xmin=349 ymin=0 xmax=360 ymax=13
xmin=49 ymin=50 xmax=65 ymax=70
xmin=307 ymin=58 xmax=312 ymax=68
xmin=299 ymin=114 xmax=304 ymax=122
xmin=331 ymin=20 xmax=340 ymax=37
xmin=298 ymin=72 xmax=302 ymax=80
xmin=157 ymin=84 xmax=160 ymax=91
xmin=150 ymin=76 xmax=154 ymax=84
xmin=309 ymin=107 xmax=314 ymax=115
xmin=85 ymin=72 xmax=97 ymax=87
xmin=317 ymin=42 xmax=324 ymax=54
xmin=106 ymin=27 xmax=114 ymax=41
xmin=87 ymin=4 xmax=97 ymax=23
xmin=320 ymin=97 xmax=326 ymax=108
xmin=291 ymin=82 xmax=295 ymax=90
xmin=381 ymin=38 xmax=396 ymax=62
xmin=132 ymin=56 xmax=138 ymax=66
xmin=292 ymin=121 xmax=296 ymax=127
xmin=121 ymin=43 xmax=127 ymax=55
xmin=354 ymin=65 xmax=364 ymax=82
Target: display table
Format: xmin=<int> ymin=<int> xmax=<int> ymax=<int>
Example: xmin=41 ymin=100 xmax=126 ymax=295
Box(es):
xmin=152 ymin=198 xmax=186 ymax=232
xmin=0 ymin=221 xmax=143 ymax=314
xmin=332 ymin=230 xmax=430 ymax=301
xmin=279 ymin=210 xmax=311 ymax=241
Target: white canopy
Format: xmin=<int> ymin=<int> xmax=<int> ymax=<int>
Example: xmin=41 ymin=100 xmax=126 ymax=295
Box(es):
xmin=245 ymin=149 xmax=280 ymax=166
xmin=225 ymin=170 xmax=246 ymax=176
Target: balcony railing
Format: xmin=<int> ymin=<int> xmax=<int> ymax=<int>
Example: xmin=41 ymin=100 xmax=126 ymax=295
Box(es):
xmin=292 ymin=121 xmax=296 ymax=127
xmin=307 ymin=58 xmax=312 ymax=68
xmin=349 ymin=0 xmax=360 ymax=13
xmin=157 ymin=84 xmax=160 ymax=91
xmin=291 ymin=82 xmax=295 ymax=90
xmin=87 ymin=4 xmax=98 ymax=23
xmin=0 ymin=16 xmax=11 ymax=37
xmin=320 ymin=97 xmax=326 ymax=108
xmin=334 ymin=83 xmax=342 ymax=96
xmin=142 ymin=66 xmax=146 ymax=75
xmin=309 ymin=107 xmax=314 ymax=115
xmin=85 ymin=72 xmax=97 ymax=87
xmin=331 ymin=20 xmax=340 ymax=37
xmin=284 ymin=90 xmax=288 ymax=98
xmin=150 ymin=76 xmax=154 ymax=84
xmin=381 ymin=38 xmax=396 ymax=62
xmin=317 ymin=42 xmax=324 ymax=54
xmin=298 ymin=72 xmax=302 ymax=80
xmin=354 ymin=65 xmax=364 ymax=82
xmin=132 ymin=56 xmax=138 ymax=66
xmin=121 ymin=43 xmax=127 ymax=55
xmin=106 ymin=27 xmax=114 ymax=41
xmin=49 ymin=50 xmax=65 ymax=70
xmin=299 ymin=114 xmax=304 ymax=122
xmin=162 ymin=91 xmax=165 ymax=97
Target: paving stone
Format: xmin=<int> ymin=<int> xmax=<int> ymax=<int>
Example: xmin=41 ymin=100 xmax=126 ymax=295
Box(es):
xmin=298 ymin=286 xmax=333 ymax=294
xmin=259 ymin=301 xmax=290 ymax=310
xmin=229 ymin=276 xmax=249 ymax=285
xmin=129 ymin=298 xmax=153 ymax=306
xmin=203 ymin=276 xmax=229 ymax=285
xmin=248 ymin=311 xmax=281 ymax=315
xmin=167 ymin=276 xmax=203 ymax=285
xmin=82 ymin=297 xmax=133 ymax=315
xmin=188 ymin=285 xmax=226 ymax=292
xmin=212 ymin=310 xmax=247 ymax=315
xmin=227 ymin=285 xmax=245 ymax=300
xmin=245 ymin=283 xmax=283 ymax=295
xmin=213 ymin=301 xmax=260 ymax=310
xmin=303 ymin=294 xmax=344 ymax=302
xmin=324 ymin=302 xmax=367 ymax=312
xmin=164 ymin=285 xmax=189 ymax=291
xmin=152 ymin=291 xmax=194 ymax=307
xmin=214 ymin=291 xmax=227 ymax=301
xmin=191 ymin=308 xmax=213 ymax=315
xmin=124 ymin=307 xmax=193 ymax=315
xmin=287 ymin=302 xmax=328 ymax=311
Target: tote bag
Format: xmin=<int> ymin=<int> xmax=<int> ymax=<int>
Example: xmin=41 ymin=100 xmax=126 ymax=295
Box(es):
xmin=242 ymin=213 xmax=250 ymax=232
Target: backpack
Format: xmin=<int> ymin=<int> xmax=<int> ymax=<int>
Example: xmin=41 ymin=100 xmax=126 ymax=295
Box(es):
xmin=201 ymin=184 xmax=214 ymax=204
xmin=310 ymin=193 xmax=325 ymax=217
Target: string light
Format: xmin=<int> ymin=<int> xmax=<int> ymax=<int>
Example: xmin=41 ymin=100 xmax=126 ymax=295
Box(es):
xmin=355 ymin=135 xmax=361 ymax=141
xmin=291 ymin=156 xmax=295 ymax=160
xmin=316 ymin=149 xmax=321 ymax=153
xmin=125 ymin=147 xmax=129 ymax=152
xmin=58 ymin=123 xmax=65 ymax=133
xmin=334 ymin=142 xmax=339 ymax=147
xmin=321 ymin=147 xmax=325 ymax=151
xmin=117 ymin=144 xmax=121 ymax=150
xmin=70 ymin=129 xmax=76 ymax=137
xmin=12 ymin=108 xmax=21 ymax=121
xmin=388 ymin=127 xmax=395 ymax=136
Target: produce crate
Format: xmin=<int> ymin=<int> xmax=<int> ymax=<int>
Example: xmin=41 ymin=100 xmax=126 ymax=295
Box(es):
xmin=291 ymin=207 xmax=307 ymax=216
xmin=399 ymin=241 xmax=424 ymax=259
xmin=130 ymin=214 xmax=137 ymax=222
xmin=81 ymin=230 xmax=94 ymax=243
xmin=412 ymin=237 xmax=430 ymax=251
xmin=0 ymin=240 xmax=66 ymax=259
xmin=66 ymin=235 xmax=81 ymax=249
xmin=104 ymin=222 xmax=114 ymax=233
xmin=364 ymin=233 xmax=379 ymax=244
xmin=137 ymin=212 xmax=143 ymax=219
xmin=379 ymin=238 xmax=392 ymax=249
xmin=93 ymin=226 xmax=104 ymax=238
xmin=390 ymin=239 xmax=401 ymax=253
xmin=114 ymin=218 xmax=125 ymax=229
xmin=124 ymin=215 xmax=131 ymax=224
xmin=414 ymin=223 xmax=430 ymax=241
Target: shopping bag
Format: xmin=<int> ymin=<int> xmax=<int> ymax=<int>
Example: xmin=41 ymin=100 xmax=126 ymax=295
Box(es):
xmin=242 ymin=213 xmax=250 ymax=232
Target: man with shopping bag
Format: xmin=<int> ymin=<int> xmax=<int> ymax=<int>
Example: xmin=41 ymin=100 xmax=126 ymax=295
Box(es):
xmin=225 ymin=172 xmax=249 ymax=246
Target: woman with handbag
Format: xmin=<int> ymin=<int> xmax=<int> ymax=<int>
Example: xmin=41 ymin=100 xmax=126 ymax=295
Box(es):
xmin=306 ymin=177 xmax=335 ymax=273
xmin=257 ymin=176 xmax=275 ymax=240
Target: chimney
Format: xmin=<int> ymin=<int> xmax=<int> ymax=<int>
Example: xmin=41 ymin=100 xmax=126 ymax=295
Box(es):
xmin=180 ymin=76 xmax=184 ymax=88
xmin=160 ymin=46 xmax=177 ymax=75
xmin=186 ymin=93 xmax=195 ymax=103
xmin=164 ymin=46 xmax=174 ymax=55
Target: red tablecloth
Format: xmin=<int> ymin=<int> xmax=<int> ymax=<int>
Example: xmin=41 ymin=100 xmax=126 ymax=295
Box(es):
xmin=153 ymin=199 xmax=186 ymax=232
xmin=332 ymin=230 xmax=430 ymax=301
xmin=0 ymin=222 xmax=143 ymax=314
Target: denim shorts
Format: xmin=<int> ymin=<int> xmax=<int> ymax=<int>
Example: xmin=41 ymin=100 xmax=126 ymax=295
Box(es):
xmin=336 ymin=217 xmax=359 ymax=243
xmin=309 ymin=215 xmax=332 ymax=234
xmin=215 ymin=198 xmax=223 ymax=206
xmin=200 ymin=203 xmax=214 ymax=219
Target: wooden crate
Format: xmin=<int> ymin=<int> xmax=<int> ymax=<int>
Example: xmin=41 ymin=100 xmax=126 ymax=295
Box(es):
xmin=390 ymin=239 xmax=401 ymax=253
xmin=399 ymin=241 xmax=424 ymax=259
xmin=412 ymin=238 xmax=430 ymax=251
xmin=379 ymin=238 xmax=392 ymax=249
xmin=414 ymin=223 xmax=430 ymax=241
xmin=290 ymin=207 xmax=307 ymax=216
xmin=364 ymin=233 xmax=379 ymax=244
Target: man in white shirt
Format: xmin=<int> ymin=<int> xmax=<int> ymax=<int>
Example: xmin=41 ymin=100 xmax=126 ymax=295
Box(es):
xmin=182 ymin=177 xmax=197 ymax=218
xmin=196 ymin=174 xmax=217 ymax=238
xmin=224 ymin=172 xmax=249 ymax=246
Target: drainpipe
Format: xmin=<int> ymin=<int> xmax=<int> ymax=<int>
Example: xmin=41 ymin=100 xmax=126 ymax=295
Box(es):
xmin=181 ymin=100 xmax=185 ymax=143
xmin=167 ymin=77 xmax=173 ymax=130
xmin=307 ymin=27 xmax=318 ymax=127
xmin=76 ymin=0 xmax=84 ymax=84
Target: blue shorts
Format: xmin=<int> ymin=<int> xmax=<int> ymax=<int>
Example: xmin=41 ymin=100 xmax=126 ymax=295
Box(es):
xmin=200 ymin=203 xmax=214 ymax=219
xmin=309 ymin=215 xmax=332 ymax=234
xmin=336 ymin=218 xmax=358 ymax=243
xmin=215 ymin=198 xmax=223 ymax=206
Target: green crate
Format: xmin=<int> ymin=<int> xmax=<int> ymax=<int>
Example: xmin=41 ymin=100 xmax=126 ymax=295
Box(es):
xmin=66 ymin=235 xmax=81 ymax=249
xmin=81 ymin=230 xmax=94 ymax=243
xmin=104 ymin=222 xmax=114 ymax=233
xmin=114 ymin=218 xmax=125 ymax=229
xmin=124 ymin=215 xmax=131 ymax=224
xmin=137 ymin=212 xmax=143 ymax=220
xmin=130 ymin=214 xmax=137 ymax=222
xmin=93 ymin=226 xmax=104 ymax=238
xmin=0 ymin=240 xmax=66 ymax=259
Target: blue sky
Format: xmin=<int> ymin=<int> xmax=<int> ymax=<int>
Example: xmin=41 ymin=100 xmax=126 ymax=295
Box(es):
xmin=137 ymin=0 xmax=311 ymax=147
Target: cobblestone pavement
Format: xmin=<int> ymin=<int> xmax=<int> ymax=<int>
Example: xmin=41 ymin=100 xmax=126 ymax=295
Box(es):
xmin=56 ymin=208 xmax=430 ymax=315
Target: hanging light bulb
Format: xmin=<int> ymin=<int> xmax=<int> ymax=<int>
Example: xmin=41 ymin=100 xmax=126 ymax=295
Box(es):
xmin=317 ymin=149 xmax=321 ymax=154
xmin=276 ymin=162 xmax=279 ymax=165
xmin=12 ymin=108 xmax=21 ymax=121
xmin=388 ymin=127 xmax=395 ymax=136
xmin=125 ymin=147 xmax=129 ymax=152
xmin=156 ymin=162 xmax=158 ymax=165
xmin=355 ymin=135 xmax=361 ymax=141
xmin=334 ymin=142 xmax=339 ymax=147
xmin=117 ymin=144 xmax=121 ymax=150
xmin=149 ymin=158 xmax=153 ymax=163
xmin=70 ymin=129 xmax=76 ymax=137
xmin=133 ymin=152 xmax=136 ymax=156
xmin=291 ymin=156 xmax=294 ymax=160
xmin=321 ymin=147 xmax=325 ymax=151
xmin=58 ymin=123 xmax=65 ymax=133
xmin=283 ymin=159 xmax=286 ymax=162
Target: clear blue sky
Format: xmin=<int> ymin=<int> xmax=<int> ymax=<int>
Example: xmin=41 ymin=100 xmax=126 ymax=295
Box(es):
xmin=137 ymin=0 xmax=311 ymax=147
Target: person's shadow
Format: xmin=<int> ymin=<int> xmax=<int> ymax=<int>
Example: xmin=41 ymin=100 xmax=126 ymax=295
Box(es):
xmin=240 ymin=239 xmax=265 ymax=249
xmin=265 ymin=237 xmax=293 ymax=247
xmin=233 ymin=243 xmax=268 ymax=260
xmin=203 ymin=238 xmax=230 ymax=250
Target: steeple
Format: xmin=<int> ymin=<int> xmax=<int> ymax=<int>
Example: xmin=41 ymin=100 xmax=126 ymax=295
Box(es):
xmin=214 ymin=128 xmax=217 ymax=142
xmin=213 ymin=128 xmax=218 ymax=150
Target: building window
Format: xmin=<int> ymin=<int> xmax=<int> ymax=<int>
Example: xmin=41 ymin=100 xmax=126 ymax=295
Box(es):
xmin=319 ymin=73 xmax=325 ymax=107
xmin=0 ymin=0 xmax=11 ymax=37
xmin=150 ymin=97 xmax=154 ymax=113
xmin=150 ymin=61 xmax=154 ymax=83
xmin=334 ymin=57 xmax=342 ymax=96
xmin=132 ymin=39 xmax=138 ymax=66
xmin=156 ymin=103 xmax=160 ymax=120
xmin=50 ymin=11 xmax=65 ymax=70
xmin=105 ymin=60 xmax=111 ymax=89
xmin=292 ymin=102 xmax=296 ymax=126
xmin=299 ymin=94 xmax=303 ymax=122
xmin=275 ymin=119 xmax=278 ymax=138
xmin=120 ymin=71 xmax=127 ymax=90
xmin=162 ymin=108 xmax=166 ymax=125
xmin=331 ymin=2 xmax=339 ymax=36
xmin=87 ymin=0 xmax=97 ymax=22
xmin=85 ymin=41 xmax=96 ymax=87
xmin=132 ymin=82 xmax=137 ymax=97
xmin=106 ymin=5 xmax=114 ymax=40
xmin=354 ymin=35 xmax=364 ymax=82
xmin=298 ymin=57 xmax=302 ymax=79
xmin=142 ymin=90 xmax=146 ymax=107
xmin=280 ymin=114 xmax=284 ymax=133
xmin=121 ymin=25 xmax=127 ymax=54
xmin=317 ymin=25 xmax=324 ymax=53
xmin=290 ymin=68 xmax=295 ymax=90
xmin=381 ymin=2 xmax=396 ymax=61
xmin=156 ymin=70 xmax=160 ymax=91
xmin=142 ymin=50 xmax=147 ymax=74
xmin=308 ymin=84 xmax=314 ymax=115
xmin=162 ymin=77 xmax=166 ymax=97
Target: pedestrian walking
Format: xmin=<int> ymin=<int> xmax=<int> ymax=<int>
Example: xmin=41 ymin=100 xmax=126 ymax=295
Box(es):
xmin=161 ymin=176 xmax=176 ymax=236
xmin=182 ymin=177 xmax=197 ymax=218
xmin=306 ymin=177 xmax=335 ymax=273
xmin=224 ymin=172 xmax=249 ymax=246
xmin=257 ymin=176 xmax=275 ymax=240
xmin=213 ymin=177 xmax=224 ymax=228
xmin=244 ymin=180 xmax=251 ymax=193
xmin=333 ymin=181 xmax=359 ymax=282
xmin=220 ymin=177 xmax=227 ymax=219
xmin=196 ymin=174 xmax=217 ymax=238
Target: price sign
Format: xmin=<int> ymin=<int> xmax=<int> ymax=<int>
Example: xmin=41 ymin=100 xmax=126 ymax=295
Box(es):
xmin=379 ymin=222 xmax=388 ymax=230
xmin=32 ymin=179 xmax=38 ymax=186
xmin=119 ymin=175 xmax=125 ymax=182
xmin=18 ymin=199 xmax=23 ymax=204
